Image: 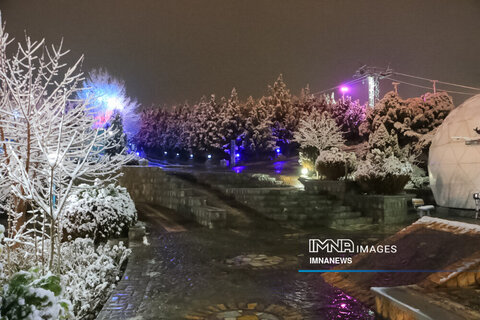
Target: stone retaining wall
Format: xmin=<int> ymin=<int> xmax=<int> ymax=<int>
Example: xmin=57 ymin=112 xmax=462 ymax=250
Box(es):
xmin=347 ymin=194 xmax=415 ymax=224
xmin=119 ymin=166 xmax=226 ymax=228
xmin=300 ymin=178 xmax=415 ymax=225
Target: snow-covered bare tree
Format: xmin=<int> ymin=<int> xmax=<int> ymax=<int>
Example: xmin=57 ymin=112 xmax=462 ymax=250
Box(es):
xmin=0 ymin=24 xmax=132 ymax=271
xmin=293 ymin=112 xmax=345 ymax=154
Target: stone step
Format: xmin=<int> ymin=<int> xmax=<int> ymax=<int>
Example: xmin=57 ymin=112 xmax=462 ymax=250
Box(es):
xmin=190 ymin=205 xmax=227 ymax=229
xmin=328 ymin=216 xmax=373 ymax=229
xmin=327 ymin=211 xmax=362 ymax=219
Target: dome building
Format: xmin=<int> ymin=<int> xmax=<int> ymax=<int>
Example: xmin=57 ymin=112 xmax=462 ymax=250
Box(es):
xmin=429 ymin=94 xmax=480 ymax=209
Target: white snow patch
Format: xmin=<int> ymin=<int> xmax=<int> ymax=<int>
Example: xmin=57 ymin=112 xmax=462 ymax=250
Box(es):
xmin=143 ymin=236 xmax=150 ymax=246
xmin=413 ymin=216 xmax=480 ymax=234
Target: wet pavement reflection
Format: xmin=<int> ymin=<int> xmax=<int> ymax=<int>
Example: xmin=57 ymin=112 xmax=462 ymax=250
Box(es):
xmin=110 ymin=208 xmax=400 ymax=320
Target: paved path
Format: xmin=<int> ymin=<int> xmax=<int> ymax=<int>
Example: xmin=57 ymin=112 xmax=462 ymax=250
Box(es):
xmin=96 ymin=203 xmax=377 ymax=320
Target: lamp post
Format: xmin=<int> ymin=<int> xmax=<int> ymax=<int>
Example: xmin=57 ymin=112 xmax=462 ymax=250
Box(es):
xmin=340 ymin=86 xmax=349 ymax=101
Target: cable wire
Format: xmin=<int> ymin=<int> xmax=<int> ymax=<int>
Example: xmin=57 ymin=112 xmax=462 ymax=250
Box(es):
xmin=386 ymin=77 xmax=477 ymax=96
xmin=393 ymin=71 xmax=480 ymax=91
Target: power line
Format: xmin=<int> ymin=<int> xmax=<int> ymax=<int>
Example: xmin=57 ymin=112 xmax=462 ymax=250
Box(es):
xmin=393 ymin=71 xmax=480 ymax=91
xmin=386 ymin=77 xmax=476 ymax=96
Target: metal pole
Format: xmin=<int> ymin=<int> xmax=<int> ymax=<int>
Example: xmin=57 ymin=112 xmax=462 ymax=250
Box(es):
xmin=230 ymin=139 xmax=236 ymax=167
xmin=392 ymin=82 xmax=399 ymax=94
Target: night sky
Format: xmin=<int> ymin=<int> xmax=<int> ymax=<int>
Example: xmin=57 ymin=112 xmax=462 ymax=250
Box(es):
xmin=1 ymin=0 xmax=479 ymax=107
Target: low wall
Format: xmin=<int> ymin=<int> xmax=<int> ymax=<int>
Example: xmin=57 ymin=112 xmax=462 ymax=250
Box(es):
xmin=119 ymin=166 xmax=227 ymax=228
xmin=300 ymin=178 xmax=414 ymax=224
xmin=300 ymin=178 xmax=356 ymax=201
xmin=348 ymin=194 xmax=415 ymax=224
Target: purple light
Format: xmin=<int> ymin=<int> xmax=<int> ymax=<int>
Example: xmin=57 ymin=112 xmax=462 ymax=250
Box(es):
xmin=340 ymin=86 xmax=349 ymax=93
xmin=232 ymin=166 xmax=245 ymax=174
xmin=340 ymin=303 xmax=347 ymax=308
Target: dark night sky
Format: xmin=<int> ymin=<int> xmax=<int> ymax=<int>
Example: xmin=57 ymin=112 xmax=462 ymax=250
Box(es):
xmin=1 ymin=0 xmax=479 ymax=107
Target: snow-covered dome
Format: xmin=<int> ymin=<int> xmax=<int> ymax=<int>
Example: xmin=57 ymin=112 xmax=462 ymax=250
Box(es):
xmin=429 ymin=94 xmax=480 ymax=209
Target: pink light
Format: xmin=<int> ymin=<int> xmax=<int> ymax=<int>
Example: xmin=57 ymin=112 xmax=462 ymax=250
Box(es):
xmin=340 ymin=86 xmax=349 ymax=93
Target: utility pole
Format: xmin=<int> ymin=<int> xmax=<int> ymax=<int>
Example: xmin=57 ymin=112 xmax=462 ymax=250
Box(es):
xmin=354 ymin=65 xmax=392 ymax=108
xmin=431 ymin=80 xmax=438 ymax=94
xmin=392 ymin=82 xmax=399 ymax=94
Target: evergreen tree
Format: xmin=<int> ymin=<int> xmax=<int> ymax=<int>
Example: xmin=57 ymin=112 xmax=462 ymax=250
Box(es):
xmin=259 ymin=75 xmax=298 ymax=154
xmin=105 ymin=111 xmax=127 ymax=156
xmin=243 ymin=96 xmax=276 ymax=158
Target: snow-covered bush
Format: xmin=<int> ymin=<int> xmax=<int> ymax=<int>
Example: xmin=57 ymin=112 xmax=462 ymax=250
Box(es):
xmin=354 ymin=149 xmax=413 ymax=194
xmin=360 ymin=91 xmax=454 ymax=158
xmin=0 ymin=268 xmax=71 ymax=320
xmin=405 ymin=165 xmax=430 ymax=189
xmin=59 ymin=238 xmax=130 ymax=319
xmin=63 ymin=183 xmax=137 ymax=241
xmin=315 ymin=148 xmax=357 ymax=180
xmin=354 ymin=123 xmax=414 ymax=194
xmin=250 ymin=173 xmax=281 ymax=186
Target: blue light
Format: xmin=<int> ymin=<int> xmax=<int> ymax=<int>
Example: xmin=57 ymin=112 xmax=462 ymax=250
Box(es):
xmin=232 ymin=166 xmax=245 ymax=174
xmin=136 ymin=152 xmax=140 ymax=156
xmin=176 ymin=153 xmax=179 ymax=157
xmin=207 ymin=154 xmax=212 ymax=159
xmin=164 ymin=151 xmax=167 ymax=155
xmin=190 ymin=154 xmax=194 ymax=159
xmin=276 ymin=148 xmax=281 ymax=154
xmin=235 ymin=153 xmax=240 ymax=158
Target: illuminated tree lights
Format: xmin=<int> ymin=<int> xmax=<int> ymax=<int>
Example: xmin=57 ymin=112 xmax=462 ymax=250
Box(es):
xmin=78 ymin=69 xmax=140 ymax=140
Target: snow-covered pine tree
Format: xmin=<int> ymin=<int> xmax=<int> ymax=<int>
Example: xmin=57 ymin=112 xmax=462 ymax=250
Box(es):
xmin=329 ymin=96 xmax=367 ymax=141
xmin=216 ymin=88 xmax=249 ymax=156
xmin=243 ymin=96 xmax=276 ymax=159
xmin=259 ymin=75 xmax=298 ymax=154
xmin=105 ymin=111 xmax=127 ymax=156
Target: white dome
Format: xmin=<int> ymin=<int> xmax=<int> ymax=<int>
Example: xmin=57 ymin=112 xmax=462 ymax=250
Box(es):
xmin=429 ymin=94 xmax=480 ymax=209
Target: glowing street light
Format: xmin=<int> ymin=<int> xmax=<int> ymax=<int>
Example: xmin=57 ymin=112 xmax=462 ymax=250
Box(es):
xmin=340 ymin=86 xmax=349 ymax=100
xmin=301 ymin=167 xmax=309 ymax=176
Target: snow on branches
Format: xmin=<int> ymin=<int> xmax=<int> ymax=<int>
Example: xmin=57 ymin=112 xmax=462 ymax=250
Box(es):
xmin=293 ymin=112 xmax=345 ymax=153
xmin=0 ymin=20 xmax=133 ymax=270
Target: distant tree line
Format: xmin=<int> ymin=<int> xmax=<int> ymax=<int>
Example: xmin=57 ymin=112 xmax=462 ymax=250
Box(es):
xmin=134 ymin=75 xmax=454 ymax=164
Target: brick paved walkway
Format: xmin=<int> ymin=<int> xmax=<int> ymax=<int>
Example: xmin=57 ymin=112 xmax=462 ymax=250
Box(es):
xmin=96 ymin=203 xmax=375 ymax=320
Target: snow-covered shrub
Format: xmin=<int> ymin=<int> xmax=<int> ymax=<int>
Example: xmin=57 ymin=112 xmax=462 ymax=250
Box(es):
xmin=354 ymin=149 xmax=413 ymax=194
xmin=250 ymin=173 xmax=281 ymax=186
xmin=315 ymin=148 xmax=357 ymax=180
xmin=405 ymin=165 xmax=430 ymax=189
xmin=63 ymin=183 xmax=137 ymax=241
xmin=0 ymin=268 xmax=71 ymax=320
xmin=59 ymin=238 xmax=130 ymax=319
xmin=360 ymin=91 xmax=454 ymax=160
